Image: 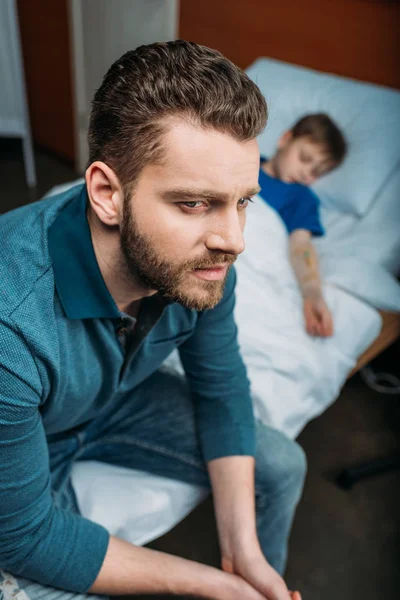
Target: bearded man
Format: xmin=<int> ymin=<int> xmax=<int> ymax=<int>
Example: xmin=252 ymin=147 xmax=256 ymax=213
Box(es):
xmin=0 ymin=41 xmax=304 ymax=600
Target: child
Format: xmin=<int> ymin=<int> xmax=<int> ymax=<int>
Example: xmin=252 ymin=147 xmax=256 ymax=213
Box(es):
xmin=259 ymin=113 xmax=347 ymax=337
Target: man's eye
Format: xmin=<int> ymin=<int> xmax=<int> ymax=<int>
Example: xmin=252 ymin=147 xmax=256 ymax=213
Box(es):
xmin=300 ymin=153 xmax=312 ymax=163
xmin=238 ymin=197 xmax=253 ymax=208
xmin=182 ymin=201 xmax=204 ymax=209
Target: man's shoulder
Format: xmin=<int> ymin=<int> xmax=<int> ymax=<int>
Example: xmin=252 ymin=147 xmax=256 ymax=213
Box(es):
xmin=0 ymin=184 xmax=84 ymax=318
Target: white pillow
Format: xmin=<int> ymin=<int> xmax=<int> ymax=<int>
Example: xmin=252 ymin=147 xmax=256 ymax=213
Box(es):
xmin=246 ymin=58 xmax=400 ymax=217
xmin=321 ymin=255 xmax=400 ymax=312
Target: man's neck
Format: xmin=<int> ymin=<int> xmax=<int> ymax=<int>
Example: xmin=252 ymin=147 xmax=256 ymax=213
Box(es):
xmin=87 ymin=207 xmax=156 ymax=315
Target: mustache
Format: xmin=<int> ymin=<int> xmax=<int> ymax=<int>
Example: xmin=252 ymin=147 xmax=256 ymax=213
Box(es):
xmin=188 ymin=253 xmax=237 ymax=270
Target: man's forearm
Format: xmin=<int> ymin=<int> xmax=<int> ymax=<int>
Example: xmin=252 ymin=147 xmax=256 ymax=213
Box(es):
xmin=89 ymin=535 xmax=242 ymax=598
xmin=208 ymin=456 xmax=299 ymax=600
xmin=208 ymin=455 xmax=260 ymax=567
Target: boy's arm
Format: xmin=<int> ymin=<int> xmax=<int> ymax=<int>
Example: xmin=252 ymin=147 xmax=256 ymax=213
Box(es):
xmin=289 ymin=229 xmax=333 ymax=337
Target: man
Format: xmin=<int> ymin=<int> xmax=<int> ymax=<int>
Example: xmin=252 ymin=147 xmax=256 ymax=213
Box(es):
xmin=0 ymin=41 xmax=305 ymax=600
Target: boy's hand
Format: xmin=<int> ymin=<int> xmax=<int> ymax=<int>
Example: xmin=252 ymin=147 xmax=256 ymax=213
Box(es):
xmin=303 ymin=292 xmax=334 ymax=337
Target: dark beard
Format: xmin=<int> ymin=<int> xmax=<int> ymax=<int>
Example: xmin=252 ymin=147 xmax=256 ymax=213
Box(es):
xmin=120 ymin=199 xmax=236 ymax=311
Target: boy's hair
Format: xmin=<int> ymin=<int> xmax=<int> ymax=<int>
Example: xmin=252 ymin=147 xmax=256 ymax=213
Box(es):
xmin=291 ymin=113 xmax=347 ymax=165
xmin=88 ymin=40 xmax=267 ymax=192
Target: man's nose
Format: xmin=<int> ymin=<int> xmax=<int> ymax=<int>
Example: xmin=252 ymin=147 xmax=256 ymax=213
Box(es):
xmin=205 ymin=211 xmax=245 ymax=256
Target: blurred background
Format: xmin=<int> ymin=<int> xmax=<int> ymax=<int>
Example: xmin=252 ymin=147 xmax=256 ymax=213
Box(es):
xmin=2 ymin=0 xmax=399 ymax=201
xmin=1 ymin=1 xmax=399 ymax=599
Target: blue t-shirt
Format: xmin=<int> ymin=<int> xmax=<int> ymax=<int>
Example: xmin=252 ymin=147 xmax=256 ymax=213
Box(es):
xmin=258 ymin=158 xmax=324 ymax=237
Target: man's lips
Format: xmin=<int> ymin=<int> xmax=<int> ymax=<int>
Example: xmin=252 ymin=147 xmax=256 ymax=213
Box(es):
xmin=192 ymin=264 xmax=228 ymax=281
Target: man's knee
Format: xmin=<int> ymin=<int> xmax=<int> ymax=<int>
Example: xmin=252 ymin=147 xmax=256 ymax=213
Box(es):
xmin=255 ymin=421 xmax=307 ymax=497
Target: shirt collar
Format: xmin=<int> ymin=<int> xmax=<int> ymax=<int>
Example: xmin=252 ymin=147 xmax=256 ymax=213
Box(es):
xmin=48 ymin=185 xmax=121 ymax=320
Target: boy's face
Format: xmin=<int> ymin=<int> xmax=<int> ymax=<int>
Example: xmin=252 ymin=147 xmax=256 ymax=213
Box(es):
xmin=274 ymin=133 xmax=336 ymax=185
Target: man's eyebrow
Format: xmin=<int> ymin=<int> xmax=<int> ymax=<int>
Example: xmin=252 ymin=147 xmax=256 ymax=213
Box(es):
xmin=160 ymin=186 xmax=261 ymax=201
xmin=246 ymin=185 xmax=261 ymax=197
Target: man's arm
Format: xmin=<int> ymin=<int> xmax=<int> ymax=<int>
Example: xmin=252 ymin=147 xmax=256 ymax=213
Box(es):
xmin=0 ymin=320 xmax=271 ymax=599
xmin=179 ymin=268 xmax=256 ymax=463
xmin=289 ymin=229 xmax=333 ymax=337
xmin=0 ymin=319 xmax=109 ymax=592
xmin=90 ymin=464 xmax=296 ymax=599
xmin=208 ymin=456 xmax=298 ymax=600
xmin=89 ymin=534 xmax=271 ymax=599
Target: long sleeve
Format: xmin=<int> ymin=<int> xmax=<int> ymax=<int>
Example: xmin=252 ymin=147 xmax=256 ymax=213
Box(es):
xmin=0 ymin=320 xmax=110 ymax=593
xmin=179 ymin=268 xmax=256 ymax=462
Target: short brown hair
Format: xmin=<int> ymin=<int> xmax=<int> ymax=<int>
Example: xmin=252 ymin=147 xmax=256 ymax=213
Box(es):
xmin=88 ymin=40 xmax=267 ymax=191
xmin=291 ymin=113 xmax=347 ymax=165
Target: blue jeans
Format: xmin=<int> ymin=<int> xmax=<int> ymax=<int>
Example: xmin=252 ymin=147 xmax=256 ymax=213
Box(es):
xmin=1 ymin=369 xmax=306 ymax=599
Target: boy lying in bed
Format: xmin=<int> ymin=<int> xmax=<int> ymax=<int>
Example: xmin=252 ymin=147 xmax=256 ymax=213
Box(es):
xmin=259 ymin=113 xmax=347 ymax=337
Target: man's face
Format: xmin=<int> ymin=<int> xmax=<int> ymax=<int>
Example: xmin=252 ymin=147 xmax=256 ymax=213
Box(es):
xmin=274 ymin=135 xmax=335 ymax=185
xmin=120 ymin=119 xmax=260 ymax=310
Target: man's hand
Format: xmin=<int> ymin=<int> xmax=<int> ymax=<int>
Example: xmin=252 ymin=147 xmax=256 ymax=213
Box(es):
xmin=222 ymin=545 xmax=301 ymax=600
xmin=207 ymin=456 xmax=302 ymax=600
xmin=303 ymin=291 xmax=334 ymax=337
xmin=89 ymin=535 xmax=297 ymax=600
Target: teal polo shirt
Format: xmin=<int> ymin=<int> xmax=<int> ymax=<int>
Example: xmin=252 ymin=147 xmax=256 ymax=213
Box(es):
xmin=0 ymin=184 xmax=255 ymax=593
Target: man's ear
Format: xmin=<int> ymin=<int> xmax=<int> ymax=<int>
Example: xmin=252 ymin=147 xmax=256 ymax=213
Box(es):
xmin=277 ymin=130 xmax=293 ymax=150
xmin=85 ymin=162 xmax=124 ymax=226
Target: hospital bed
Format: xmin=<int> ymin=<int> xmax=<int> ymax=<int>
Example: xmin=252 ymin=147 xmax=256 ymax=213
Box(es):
xmin=47 ymin=57 xmax=400 ymax=549
xmin=227 ymin=57 xmax=400 ymax=438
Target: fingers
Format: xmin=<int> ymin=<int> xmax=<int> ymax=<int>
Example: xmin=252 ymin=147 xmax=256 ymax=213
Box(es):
xmin=320 ymin=308 xmax=334 ymax=337
xmin=305 ymin=301 xmax=334 ymax=338
xmin=324 ymin=311 xmax=334 ymax=337
xmin=313 ymin=318 xmax=323 ymax=337
xmin=306 ymin=315 xmax=320 ymax=337
xmin=304 ymin=304 xmax=318 ymax=337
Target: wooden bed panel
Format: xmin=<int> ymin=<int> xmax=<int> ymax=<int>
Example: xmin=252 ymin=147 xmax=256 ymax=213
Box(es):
xmin=349 ymin=311 xmax=400 ymax=378
xmin=180 ymin=0 xmax=400 ymax=89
